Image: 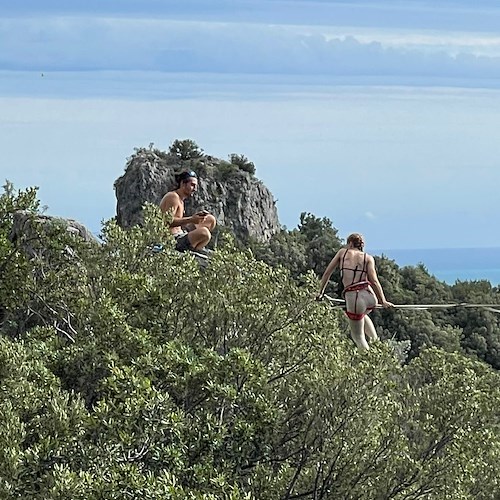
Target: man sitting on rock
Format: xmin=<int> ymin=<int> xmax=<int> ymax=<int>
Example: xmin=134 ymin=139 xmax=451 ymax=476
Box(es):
xmin=159 ymin=170 xmax=216 ymax=254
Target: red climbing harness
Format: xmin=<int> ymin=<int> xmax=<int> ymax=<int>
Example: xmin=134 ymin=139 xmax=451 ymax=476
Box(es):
xmin=341 ymin=250 xmax=375 ymax=320
xmin=343 ymin=281 xmax=375 ymax=320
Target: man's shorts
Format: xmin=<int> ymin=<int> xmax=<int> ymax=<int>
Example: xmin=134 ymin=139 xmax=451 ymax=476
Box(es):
xmin=174 ymin=232 xmax=193 ymax=252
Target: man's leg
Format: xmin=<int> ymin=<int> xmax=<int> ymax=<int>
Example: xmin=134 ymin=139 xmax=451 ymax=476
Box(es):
xmin=188 ymin=214 xmax=216 ymax=250
xmin=198 ymin=214 xmax=216 ymax=231
xmin=187 ymin=227 xmax=211 ymax=250
xmin=175 ymin=233 xmax=194 ymax=252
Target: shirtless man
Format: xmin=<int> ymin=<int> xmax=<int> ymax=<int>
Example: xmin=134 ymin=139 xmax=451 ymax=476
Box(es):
xmin=159 ymin=170 xmax=216 ymax=253
xmin=317 ymin=233 xmax=393 ymax=350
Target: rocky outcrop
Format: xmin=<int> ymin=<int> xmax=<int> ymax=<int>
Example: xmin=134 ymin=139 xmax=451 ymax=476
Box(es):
xmin=9 ymin=210 xmax=99 ymax=259
xmin=114 ymin=147 xmax=280 ymax=242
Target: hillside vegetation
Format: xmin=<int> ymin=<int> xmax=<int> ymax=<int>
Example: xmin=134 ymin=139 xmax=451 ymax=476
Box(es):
xmin=1 ymin=184 xmax=499 ymax=499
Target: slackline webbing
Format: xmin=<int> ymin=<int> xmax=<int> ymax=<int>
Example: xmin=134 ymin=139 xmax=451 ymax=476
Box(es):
xmin=322 ymin=294 xmax=500 ymax=314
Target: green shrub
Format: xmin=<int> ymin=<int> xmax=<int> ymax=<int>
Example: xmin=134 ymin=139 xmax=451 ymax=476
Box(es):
xmin=1 ymin=185 xmax=500 ymax=499
xmin=229 ymin=154 xmax=256 ymax=175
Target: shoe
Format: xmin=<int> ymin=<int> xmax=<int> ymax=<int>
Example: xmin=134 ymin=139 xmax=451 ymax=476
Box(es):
xmin=198 ymin=247 xmax=214 ymax=256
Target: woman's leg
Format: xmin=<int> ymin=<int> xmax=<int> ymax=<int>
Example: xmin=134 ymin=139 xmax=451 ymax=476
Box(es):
xmin=360 ymin=290 xmax=378 ymax=343
xmin=345 ymin=289 xmax=377 ymax=351
xmin=363 ymin=315 xmax=379 ymax=343
xmin=348 ymin=318 xmax=370 ymax=350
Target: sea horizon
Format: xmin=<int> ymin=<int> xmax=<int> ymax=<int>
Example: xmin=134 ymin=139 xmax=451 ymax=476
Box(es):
xmin=371 ymin=247 xmax=500 ymax=286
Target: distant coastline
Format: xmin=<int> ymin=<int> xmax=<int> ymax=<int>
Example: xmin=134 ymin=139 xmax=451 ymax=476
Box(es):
xmin=372 ymin=247 xmax=500 ymax=286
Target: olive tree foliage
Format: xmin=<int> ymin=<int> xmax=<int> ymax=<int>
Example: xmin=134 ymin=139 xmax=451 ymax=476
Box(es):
xmin=0 ymin=182 xmax=40 ymax=332
xmin=247 ymin=229 xmax=307 ymax=279
xmin=249 ymin=212 xmax=342 ymax=283
xmin=1 ymin=186 xmax=500 ymax=499
xmin=168 ymin=139 xmax=204 ymax=161
xmin=228 ymin=154 xmax=256 ymax=175
xmin=214 ymin=153 xmax=257 ymax=182
xmin=444 ymin=280 xmax=500 ymax=368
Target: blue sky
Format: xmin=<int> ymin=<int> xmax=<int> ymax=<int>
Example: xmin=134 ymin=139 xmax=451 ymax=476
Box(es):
xmin=1 ymin=0 xmax=499 ymax=250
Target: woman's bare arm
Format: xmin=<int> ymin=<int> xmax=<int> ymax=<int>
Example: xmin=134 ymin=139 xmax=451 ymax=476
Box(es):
xmin=317 ymin=249 xmax=344 ymax=298
xmin=366 ymin=255 xmax=393 ymax=307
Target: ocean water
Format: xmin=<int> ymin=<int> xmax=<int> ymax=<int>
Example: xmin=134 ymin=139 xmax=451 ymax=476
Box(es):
xmin=372 ymin=247 xmax=500 ymax=286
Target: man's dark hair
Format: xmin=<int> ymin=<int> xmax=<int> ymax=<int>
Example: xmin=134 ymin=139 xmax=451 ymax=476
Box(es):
xmin=175 ymin=170 xmax=197 ymax=188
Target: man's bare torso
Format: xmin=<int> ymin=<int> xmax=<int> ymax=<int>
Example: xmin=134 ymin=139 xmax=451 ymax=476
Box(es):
xmin=159 ymin=191 xmax=184 ymax=235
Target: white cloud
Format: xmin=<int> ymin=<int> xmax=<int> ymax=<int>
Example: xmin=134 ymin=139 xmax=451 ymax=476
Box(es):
xmin=320 ymin=27 xmax=500 ymax=58
xmin=1 ymin=17 xmax=500 ymax=89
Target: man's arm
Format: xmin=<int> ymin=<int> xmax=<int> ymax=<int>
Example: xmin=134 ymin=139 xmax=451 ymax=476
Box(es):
xmin=159 ymin=192 xmax=205 ymax=227
xmin=366 ymin=255 xmax=393 ymax=307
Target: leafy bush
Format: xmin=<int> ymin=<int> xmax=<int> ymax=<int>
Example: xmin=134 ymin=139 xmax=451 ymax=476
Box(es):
xmin=229 ymin=154 xmax=256 ymax=175
xmin=1 ymin=185 xmax=500 ymax=499
xmin=168 ymin=139 xmax=204 ymax=161
xmin=215 ymin=161 xmax=240 ymax=181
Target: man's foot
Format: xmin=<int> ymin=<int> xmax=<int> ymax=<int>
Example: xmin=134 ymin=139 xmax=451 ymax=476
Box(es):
xmin=192 ymin=247 xmax=213 ymax=257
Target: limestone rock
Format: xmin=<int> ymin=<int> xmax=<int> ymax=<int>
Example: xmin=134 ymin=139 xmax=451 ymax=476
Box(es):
xmin=9 ymin=210 xmax=99 ymax=259
xmin=114 ymin=147 xmax=280 ymax=242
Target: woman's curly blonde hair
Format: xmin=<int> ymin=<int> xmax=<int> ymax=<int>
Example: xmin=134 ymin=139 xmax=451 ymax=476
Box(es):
xmin=347 ymin=233 xmax=364 ymax=250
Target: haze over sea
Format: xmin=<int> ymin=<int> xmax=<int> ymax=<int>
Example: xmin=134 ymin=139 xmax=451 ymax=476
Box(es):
xmin=372 ymin=247 xmax=500 ymax=286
